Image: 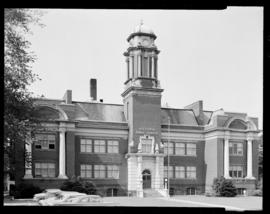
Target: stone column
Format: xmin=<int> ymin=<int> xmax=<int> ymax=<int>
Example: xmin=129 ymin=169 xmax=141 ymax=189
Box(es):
xmin=155 ymin=156 xmax=161 ymax=189
xmin=224 ymin=136 xmax=230 ymax=178
xmin=129 ymin=56 xmax=133 ymax=79
xmin=154 ymin=57 xmax=158 ymax=79
xmin=151 ymin=56 xmax=155 ymax=78
xmin=138 ymin=54 xmax=141 ymax=77
xmin=137 ymin=156 xmax=143 ymax=197
xmin=246 ymin=137 xmax=255 ymax=179
xmin=24 ymin=139 xmax=33 ymax=179
xmin=126 ymin=58 xmax=129 ymax=80
xmin=58 ymin=128 xmax=67 ymax=179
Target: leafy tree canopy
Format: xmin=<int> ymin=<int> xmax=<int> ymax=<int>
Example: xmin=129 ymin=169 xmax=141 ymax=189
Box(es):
xmin=4 ymin=9 xmax=45 ymax=172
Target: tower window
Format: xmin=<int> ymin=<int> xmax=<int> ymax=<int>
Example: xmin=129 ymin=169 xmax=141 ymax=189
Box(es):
xmin=143 ymin=56 xmax=148 ymax=77
xmin=149 ymin=56 xmax=152 ymax=77
xmin=154 ymin=57 xmax=157 ymax=78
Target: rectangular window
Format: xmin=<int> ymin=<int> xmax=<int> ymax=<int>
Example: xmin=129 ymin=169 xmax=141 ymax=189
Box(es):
xmin=175 ymin=166 xmax=185 ymax=179
xmin=143 ymin=56 xmax=148 ymax=77
xmin=229 ymin=166 xmax=243 ymax=178
xmin=35 ymin=134 xmax=56 ymax=150
xmin=107 ymin=141 xmax=119 ymax=153
xmin=175 ymin=143 xmax=185 ymax=155
xmin=107 ymin=165 xmax=120 ymax=179
xmin=132 ymin=56 xmax=135 ymax=78
xmin=149 ymin=57 xmax=152 ymax=78
xmin=164 ymin=142 xmax=174 ymax=155
xmin=229 ymin=142 xmax=243 ymax=156
xmin=186 ymin=143 xmax=196 ymax=156
xmin=35 ymin=163 xmax=55 ymax=178
xmin=80 ymin=164 xmax=92 ymax=178
xmin=94 ymin=165 xmax=106 ymax=178
xmin=80 ymin=139 xmax=92 ymax=153
xmin=186 ymin=166 xmax=196 ymax=179
xmin=164 ymin=166 xmax=174 ymax=178
xmin=94 ymin=140 xmax=106 ymax=153
xmin=141 ymin=138 xmax=152 ymax=153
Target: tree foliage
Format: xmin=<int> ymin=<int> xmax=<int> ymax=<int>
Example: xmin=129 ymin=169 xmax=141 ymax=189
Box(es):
xmin=212 ymin=176 xmax=237 ymax=197
xmin=4 ymin=9 xmax=44 ymax=174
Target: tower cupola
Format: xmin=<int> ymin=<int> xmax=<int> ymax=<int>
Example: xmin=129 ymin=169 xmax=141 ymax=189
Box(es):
xmin=123 ymin=21 xmax=160 ymax=89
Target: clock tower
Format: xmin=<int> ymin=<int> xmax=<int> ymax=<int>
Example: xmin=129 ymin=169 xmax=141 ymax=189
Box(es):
xmin=122 ymin=22 xmax=165 ymax=196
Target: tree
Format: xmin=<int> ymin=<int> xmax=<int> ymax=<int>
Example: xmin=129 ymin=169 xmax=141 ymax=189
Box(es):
xmin=4 ymin=9 xmax=44 ymax=179
xmin=212 ymin=176 xmax=237 ymax=197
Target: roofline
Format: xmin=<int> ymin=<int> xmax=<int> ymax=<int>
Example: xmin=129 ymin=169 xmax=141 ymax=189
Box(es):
xmin=73 ymin=101 xmax=124 ymax=106
xmin=74 ymin=120 xmax=128 ymax=124
xmin=161 ymin=107 xmax=194 ymax=111
xmin=34 ymin=98 xmax=64 ymax=102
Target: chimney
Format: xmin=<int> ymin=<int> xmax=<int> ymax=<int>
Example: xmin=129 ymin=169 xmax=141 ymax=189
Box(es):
xmin=90 ymin=79 xmax=97 ymax=101
xmin=63 ymin=90 xmax=72 ymax=104
xmin=184 ymin=100 xmax=204 ymax=125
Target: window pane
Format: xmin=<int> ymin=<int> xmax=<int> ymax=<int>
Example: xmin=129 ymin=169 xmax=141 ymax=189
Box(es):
xmin=108 ymin=141 xmax=119 ymax=153
xmin=186 ymin=166 xmax=196 ymax=179
xmin=164 ymin=142 xmax=174 ymax=155
xmin=175 ymin=166 xmax=185 ymax=178
xmin=175 ymin=143 xmax=185 ymax=155
xmin=186 ymin=144 xmax=196 ymax=156
xmin=94 ymin=140 xmax=105 ymax=153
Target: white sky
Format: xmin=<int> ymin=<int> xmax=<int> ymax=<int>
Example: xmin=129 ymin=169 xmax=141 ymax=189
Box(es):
xmin=26 ymin=7 xmax=263 ymax=129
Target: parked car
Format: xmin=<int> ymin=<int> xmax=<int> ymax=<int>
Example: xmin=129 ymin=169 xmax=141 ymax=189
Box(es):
xmin=55 ymin=195 xmax=104 ymax=206
xmin=33 ymin=189 xmax=62 ymax=201
xmin=38 ymin=191 xmax=87 ymax=206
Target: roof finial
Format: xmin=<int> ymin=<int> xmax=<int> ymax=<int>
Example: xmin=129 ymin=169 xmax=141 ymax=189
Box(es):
xmin=140 ymin=19 xmax=144 ymax=26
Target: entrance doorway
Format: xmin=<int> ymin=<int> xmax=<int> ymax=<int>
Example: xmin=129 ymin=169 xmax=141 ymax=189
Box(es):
xmin=142 ymin=169 xmax=151 ymax=189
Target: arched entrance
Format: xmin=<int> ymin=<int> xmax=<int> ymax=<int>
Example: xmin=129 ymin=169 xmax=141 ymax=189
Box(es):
xmin=142 ymin=169 xmax=151 ymax=189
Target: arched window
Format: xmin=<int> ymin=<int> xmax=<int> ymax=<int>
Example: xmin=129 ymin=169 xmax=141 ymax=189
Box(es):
xmin=229 ymin=119 xmax=247 ymax=130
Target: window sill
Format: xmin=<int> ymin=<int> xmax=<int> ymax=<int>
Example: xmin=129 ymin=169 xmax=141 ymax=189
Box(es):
xmin=80 ymin=178 xmax=119 ymax=180
xmin=80 ymin=152 xmax=120 ymax=154
xmin=23 ymin=177 xmax=66 ymax=180
xmin=165 ymin=154 xmax=197 ymax=157
xmin=167 ymin=178 xmax=197 ymax=180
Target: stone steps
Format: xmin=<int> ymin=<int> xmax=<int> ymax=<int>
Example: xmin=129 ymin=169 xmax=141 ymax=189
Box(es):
xmin=143 ymin=189 xmax=164 ymax=197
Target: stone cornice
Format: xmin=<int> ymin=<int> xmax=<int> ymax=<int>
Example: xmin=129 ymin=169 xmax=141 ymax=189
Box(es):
xmin=126 ymin=46 xmax=160 ymax=54
xmin=75 ymin=120 xmax=128 ymax=130
xmin=125 ymin=152 xmax=165 ymax=159
xmin=121 ymin=86 xmax=163 ymax=98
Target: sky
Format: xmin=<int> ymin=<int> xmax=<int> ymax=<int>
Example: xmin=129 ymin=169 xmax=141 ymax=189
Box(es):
xmin=26 ymin=7 xmax=263 ymax=129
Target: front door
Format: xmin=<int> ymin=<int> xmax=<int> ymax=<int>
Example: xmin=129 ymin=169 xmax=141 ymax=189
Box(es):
xmin=142 ymin=169 xmax=151 ymax=189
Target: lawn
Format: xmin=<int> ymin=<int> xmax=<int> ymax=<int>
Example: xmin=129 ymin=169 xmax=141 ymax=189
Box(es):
xmin=4 ymin=195 xmax=262 ymax=210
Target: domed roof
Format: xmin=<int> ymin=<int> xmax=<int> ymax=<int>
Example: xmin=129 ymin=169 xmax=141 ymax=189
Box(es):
xmin=133 ymin=21 xmax=155 ymax=34
xmin=127 ymin=21 xmax=157 ymax=42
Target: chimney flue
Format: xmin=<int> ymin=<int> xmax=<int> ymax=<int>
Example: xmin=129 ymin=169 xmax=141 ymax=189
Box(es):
xmin=90 ymin=79 xmax=97 ymax=101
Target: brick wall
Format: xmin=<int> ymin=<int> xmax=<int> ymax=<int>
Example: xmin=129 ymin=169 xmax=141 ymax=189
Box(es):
xmin=74 ymin=135 xmax=128 ymax=195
